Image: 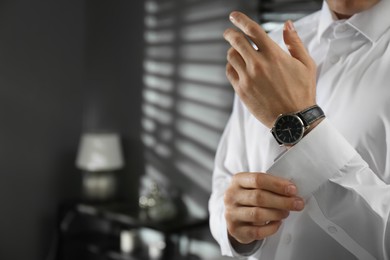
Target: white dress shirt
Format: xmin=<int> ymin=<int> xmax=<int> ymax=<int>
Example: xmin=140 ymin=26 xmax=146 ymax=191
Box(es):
xmin=209 ymin=1 xmax=390 ymax=259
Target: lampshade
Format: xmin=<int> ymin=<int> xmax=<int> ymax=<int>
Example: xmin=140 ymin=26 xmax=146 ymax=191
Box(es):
xmin=76 ymin=133 xmax=124 ymax=171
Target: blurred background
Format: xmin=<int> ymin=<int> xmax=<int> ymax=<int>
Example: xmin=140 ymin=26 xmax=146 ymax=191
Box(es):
xmin=0 ymin=0 xmax=321 ymax=259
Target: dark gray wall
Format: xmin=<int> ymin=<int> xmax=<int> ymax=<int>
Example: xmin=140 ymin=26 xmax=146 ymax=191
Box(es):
xmin=83 ymin=0 xmax=145 ymax=203
xmin=0 ymin=1 xmax=144 ymax=260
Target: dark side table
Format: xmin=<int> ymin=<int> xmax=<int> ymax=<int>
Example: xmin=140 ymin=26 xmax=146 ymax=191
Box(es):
xmin=55 ymin=200 xmax=209 ymax=260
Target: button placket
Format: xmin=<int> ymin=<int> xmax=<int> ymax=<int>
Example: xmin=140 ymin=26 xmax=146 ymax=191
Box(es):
xmin=330 ymin=55 xmax=340 ymax=64
xmin=284 ymin=233 xmax=292 ymax=245
xmin=335 ymin=24 xmax=349 ymax=34
xmin=273 ymin=215 xmax=297 ymax=260
xmin=324 ymin=41 xmax=341 ymax=67
xmin=327 ymin=226 xmax=338 ymax=234
xmin=325 ymin=35 xmax=349 ymax=66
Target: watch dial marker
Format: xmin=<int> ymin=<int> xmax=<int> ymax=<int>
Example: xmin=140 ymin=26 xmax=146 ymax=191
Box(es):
xmin=274 ymin=115 xmax=304 ymax=145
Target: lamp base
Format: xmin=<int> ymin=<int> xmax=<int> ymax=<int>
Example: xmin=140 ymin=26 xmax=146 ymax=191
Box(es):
xmin=82 ymin=171 xmax=116 ymax=201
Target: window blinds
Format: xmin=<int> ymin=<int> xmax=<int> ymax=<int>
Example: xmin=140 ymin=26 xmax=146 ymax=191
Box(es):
xmin=259 ymin=0 xmax=323 ymax=31
xmin=141 ymin=0 xmax=257 ymax=217
xmin=140 ymin=0 xmax=322 ymax=217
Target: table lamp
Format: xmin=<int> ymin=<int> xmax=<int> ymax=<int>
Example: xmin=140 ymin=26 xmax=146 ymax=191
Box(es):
xmin=76 ymin=132 xmax=124 ymax=201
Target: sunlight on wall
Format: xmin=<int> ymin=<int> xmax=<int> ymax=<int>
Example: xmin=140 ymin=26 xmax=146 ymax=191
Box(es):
xmin=140 ymin=0 xmax=322 ymax=221
xmin=140 ymin=0 xmax=257 ymax=219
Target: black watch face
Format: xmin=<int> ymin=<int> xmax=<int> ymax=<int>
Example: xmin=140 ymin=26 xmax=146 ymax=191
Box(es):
xmin=274 ymin=115 xmax=305 ymax=145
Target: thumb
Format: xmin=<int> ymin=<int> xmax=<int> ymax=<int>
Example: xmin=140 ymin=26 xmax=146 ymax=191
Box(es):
xmin=283 ymin=20 xmax=312 ymax=68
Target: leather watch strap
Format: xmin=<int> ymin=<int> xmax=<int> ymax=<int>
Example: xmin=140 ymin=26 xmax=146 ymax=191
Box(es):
xmin=297 ymin=105 xmax=325 ymax=126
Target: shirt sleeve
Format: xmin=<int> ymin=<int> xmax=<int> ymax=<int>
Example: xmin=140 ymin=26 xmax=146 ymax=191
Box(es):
xmin=210 ymin=104 xmax=390 ymax=258
xmin=267 ymin=119 xmax=390 ymax=259
xmin=209 ymin=95 xmax=263 ymax=257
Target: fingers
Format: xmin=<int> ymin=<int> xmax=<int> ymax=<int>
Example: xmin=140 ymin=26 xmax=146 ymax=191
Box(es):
xmin=227 ymin=47 xmax=246 ymax=74
xmin=225 ymin=206 xmax=289 ymax=224
xmin=224 ymin=171 xmax=305 ymax=244
xmin=232 ymin=172 xmax=297 ymax=196
xmin=283 ymin=20 xmax=315 ymax=69
xmin=226 ymin=62 xmax=238 ymax=85
xmin=223 ymin=28 xmax=255 ymax=62
xmin=232 ymin=188 xmax=305 ymax=211
xmin=228 ymin=11 xmax=275 ymax=53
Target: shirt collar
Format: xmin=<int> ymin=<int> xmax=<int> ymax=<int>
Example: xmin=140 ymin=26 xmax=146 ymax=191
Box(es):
xmin=317 ymin=0 xmax=390 ymax=43
xmin=317 ymin=1 xmax=336 ymax=41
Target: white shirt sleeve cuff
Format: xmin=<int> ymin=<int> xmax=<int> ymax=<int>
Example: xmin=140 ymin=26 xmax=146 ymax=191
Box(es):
xmin=267 ymin=119 xmax=357 ymax=200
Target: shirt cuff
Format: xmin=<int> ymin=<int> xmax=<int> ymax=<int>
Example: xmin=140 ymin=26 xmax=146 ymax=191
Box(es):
xmin=267 ymin=119 xmax=357 ymax=200
xmin=228 ymin=235 xmax=263 ymax=258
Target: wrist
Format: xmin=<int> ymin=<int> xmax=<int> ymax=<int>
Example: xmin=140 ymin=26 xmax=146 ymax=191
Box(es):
xmin=271 ymin=105 xmax=325 ymax=146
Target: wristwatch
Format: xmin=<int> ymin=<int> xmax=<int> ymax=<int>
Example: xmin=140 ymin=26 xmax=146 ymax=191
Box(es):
xmin=271 ymin=105 xmax=325 ymax=146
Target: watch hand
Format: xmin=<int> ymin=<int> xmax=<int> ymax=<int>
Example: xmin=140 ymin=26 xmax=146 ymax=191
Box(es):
xmin=282 ymin=127 xmax=293 ymax=137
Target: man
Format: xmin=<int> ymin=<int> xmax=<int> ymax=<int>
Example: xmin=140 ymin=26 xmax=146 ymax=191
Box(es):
xmin=209 ymin=0 xmax=390 ymax=259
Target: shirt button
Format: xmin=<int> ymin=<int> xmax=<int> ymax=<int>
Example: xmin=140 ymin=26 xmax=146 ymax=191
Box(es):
xmin=329 ymin=56 xmax=340 ymax=64
xmin=284 ymin=234 xmax=292 ymax=244
xmin=337 ymin=24 xmax=348 ymax=33
xmin=327 ymin=226 xmax=338 ymax=234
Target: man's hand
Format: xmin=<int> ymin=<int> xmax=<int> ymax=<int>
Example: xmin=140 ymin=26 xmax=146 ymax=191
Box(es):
xmin=224 ymin=11 xmax=317 ymax=128
xmin=224 ymin=172 xmax=305 ymax=245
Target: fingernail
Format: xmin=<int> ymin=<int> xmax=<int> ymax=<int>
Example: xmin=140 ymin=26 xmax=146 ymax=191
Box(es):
xmin=229 ymin=12 xmax=237 ymax=23
xmin=286 ymin=185 xmax=297 ymax=196
xmin=294 ymin=199 xmax=304 ymax=211
xmin=285 ymin=20 xmax=295 ymax=32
